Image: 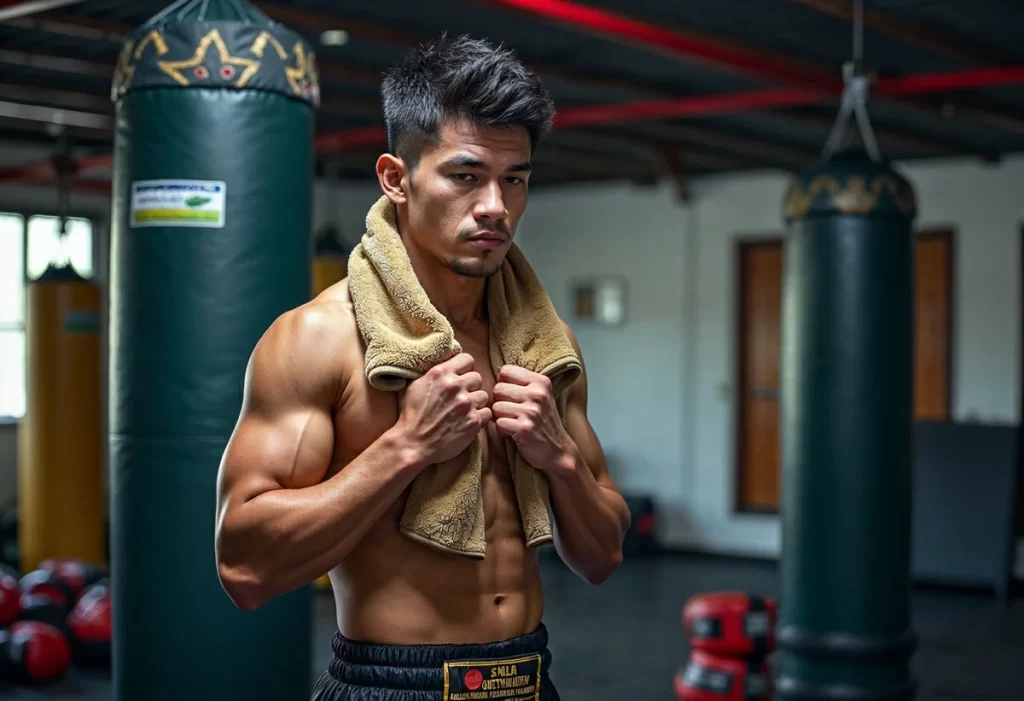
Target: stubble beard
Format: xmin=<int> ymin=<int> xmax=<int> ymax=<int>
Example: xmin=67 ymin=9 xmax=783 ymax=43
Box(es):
xmin=445 ymin=251 xmax=503 ymax=279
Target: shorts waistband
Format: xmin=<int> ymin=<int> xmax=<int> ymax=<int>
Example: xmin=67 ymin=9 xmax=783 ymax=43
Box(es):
xmin=326 ymin=625 xmax=552 ymax=691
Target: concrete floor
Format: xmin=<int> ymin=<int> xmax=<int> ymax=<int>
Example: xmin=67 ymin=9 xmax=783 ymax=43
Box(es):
xmin=5 ymin=553 xmax=1022 ymax=699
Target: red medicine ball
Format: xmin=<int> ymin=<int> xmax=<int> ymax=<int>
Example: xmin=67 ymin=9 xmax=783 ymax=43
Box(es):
xmin=19 ymin=570 xmax=76 ymax=613
xmin=67 ymin=580 xmax=111 ymax=667
xmin=683 ymin=592 xmax=777 ymax=658
xmin=0 ymin=575 xmax=20 ymax=627
xmin=39 ymin=558 xmax=106 ymax=601
xmin=674 ymin=650 xmax=771 ymax=701
xmin=0 ymin=621 xmax=72 ymax=684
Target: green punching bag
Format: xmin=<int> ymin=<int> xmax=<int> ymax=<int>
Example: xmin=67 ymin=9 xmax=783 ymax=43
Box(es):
xmin=108 ymin=1 xmax=318 ymax=698
xmin=776 ymin=150 xmax=918 ymax=701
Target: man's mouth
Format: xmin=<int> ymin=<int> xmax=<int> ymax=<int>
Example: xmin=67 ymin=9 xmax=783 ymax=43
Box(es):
xmin=466 ymin=232 xmax=508 ymax=248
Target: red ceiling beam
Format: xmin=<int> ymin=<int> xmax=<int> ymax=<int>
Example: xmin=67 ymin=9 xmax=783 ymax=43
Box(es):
xmin=876 ymin=65 xmax=1024 ymax=96
xmin=554 ymin=87 xmax=822 ymax=128
xmin=68 ymin=179 xmax=111 ymax=197
xmin=314 ymin=126 xmax=388 ymax=153
xmin=0 ymin=151 xmax=112 ymax=183
xmin=475 ymin=0 xmax=841 ymax=91
xmin=0 ymin=0 xmax=86 ymax=22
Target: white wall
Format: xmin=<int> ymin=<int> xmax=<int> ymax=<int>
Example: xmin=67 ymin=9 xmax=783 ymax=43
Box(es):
xmin=517 ymin=154 xmax=1024 ymax=558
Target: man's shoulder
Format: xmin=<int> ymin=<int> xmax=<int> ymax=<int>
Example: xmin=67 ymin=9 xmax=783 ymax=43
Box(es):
xmin=269 ymin=295 xmax=355 ymax=349
xmin=253 ymin=280 xmax=362 ymax=385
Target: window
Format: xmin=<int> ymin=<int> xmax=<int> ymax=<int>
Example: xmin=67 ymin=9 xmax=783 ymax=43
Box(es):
xmin=0 ymin=214 xmax=25 ymax=419
xmin=0 ymin=213 xmax=93 ymax=420
xmin=27 ymin=215 xmax=94 ymax=281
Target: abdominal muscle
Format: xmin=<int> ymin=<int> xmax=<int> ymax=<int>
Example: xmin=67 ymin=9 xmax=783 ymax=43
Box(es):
xmin=328 ymin=422 xmax=546 ymax=646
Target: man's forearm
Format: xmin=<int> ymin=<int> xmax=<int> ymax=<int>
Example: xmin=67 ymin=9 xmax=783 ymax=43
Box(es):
xmin=545 ymin=443 xmax=630 ymax=584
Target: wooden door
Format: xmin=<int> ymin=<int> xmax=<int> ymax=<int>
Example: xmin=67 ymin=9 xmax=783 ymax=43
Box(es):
xmin=735 ymin=241 xmax=783 ymax=512
xmin=914 ymin=231 xmax=953 ymax=421
xmin=735 ymin=231 xmax=953 ymax=512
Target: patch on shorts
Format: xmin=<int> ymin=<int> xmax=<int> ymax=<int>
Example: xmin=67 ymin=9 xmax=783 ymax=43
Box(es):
xmin=442 ymin=653 xmax=542 ymax=701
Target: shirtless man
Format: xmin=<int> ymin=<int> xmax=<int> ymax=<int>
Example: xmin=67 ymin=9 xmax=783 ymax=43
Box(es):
xmin=214 ymin=35 xmax=631 ymax=700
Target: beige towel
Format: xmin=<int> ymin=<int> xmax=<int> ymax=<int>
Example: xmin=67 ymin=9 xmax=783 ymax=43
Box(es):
xmin=347 ymin=195 xmax=582 ymax=558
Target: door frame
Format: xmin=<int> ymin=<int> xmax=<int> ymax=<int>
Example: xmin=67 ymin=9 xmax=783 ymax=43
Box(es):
xmin=732 ymin=228 xmax=957 ymax=516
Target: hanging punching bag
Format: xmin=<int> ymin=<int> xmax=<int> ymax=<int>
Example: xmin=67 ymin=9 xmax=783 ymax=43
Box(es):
xmin=776 ymin=150 xmax=918 ymax=701
xmin=20 ymin=264 xmax=104 ymax=574
xmin=108 ymin=1 xmax=319 ymax=698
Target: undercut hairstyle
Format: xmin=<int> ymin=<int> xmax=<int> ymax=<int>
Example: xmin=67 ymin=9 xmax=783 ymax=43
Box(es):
xmin=380 ymin=34 xmax=556 ymax=169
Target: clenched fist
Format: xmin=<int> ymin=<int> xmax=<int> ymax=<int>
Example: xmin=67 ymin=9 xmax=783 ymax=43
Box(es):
xmin=492 ymin=365 xmax=572 ymax=472
xmin=395 ymin=353 xmax=492 ymax=466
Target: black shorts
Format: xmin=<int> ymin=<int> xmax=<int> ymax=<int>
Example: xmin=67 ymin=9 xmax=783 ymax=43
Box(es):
xmin=311 ymin=624 xmax=561 ymax=701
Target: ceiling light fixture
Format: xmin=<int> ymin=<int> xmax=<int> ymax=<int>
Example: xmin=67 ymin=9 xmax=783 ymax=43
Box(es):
xmin=320 ymin=30 xmax=350 ymax=47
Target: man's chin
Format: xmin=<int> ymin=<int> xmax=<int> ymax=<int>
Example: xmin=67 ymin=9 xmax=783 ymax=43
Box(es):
xmin=446 ymin=254 xmax=504 ymax=279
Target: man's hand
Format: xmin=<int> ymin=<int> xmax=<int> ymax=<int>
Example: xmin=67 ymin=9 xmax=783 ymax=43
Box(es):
xmin=396 ymin=353 xmax=492 ymax=466
xmin=491 ymin=365 xmax=573 ymax=473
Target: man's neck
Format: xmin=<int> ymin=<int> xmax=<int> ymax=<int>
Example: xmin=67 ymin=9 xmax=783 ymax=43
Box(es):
xmin=405 ymin=245 xmax=487 ymax=330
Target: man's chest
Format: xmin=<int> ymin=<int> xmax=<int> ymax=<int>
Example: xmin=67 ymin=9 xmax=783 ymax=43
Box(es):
xmin=454 ymin=330 xmax=496 ymax=397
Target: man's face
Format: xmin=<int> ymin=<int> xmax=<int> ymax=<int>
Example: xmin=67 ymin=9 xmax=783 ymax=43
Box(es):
xmin=401 ymin=119 xmax=532 ymax=278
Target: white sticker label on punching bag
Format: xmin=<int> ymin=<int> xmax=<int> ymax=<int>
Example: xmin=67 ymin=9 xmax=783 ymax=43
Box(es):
xmin=130 ymin=180 xmax=227 ymax=228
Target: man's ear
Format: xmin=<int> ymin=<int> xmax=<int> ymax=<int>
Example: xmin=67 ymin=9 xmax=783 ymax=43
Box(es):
xmin=377 ymin=153 xmax=408 ymax=204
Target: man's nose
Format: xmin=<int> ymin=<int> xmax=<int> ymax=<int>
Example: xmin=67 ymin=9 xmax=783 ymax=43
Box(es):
xmin=474 ymin=182 xmax=508 ymax=221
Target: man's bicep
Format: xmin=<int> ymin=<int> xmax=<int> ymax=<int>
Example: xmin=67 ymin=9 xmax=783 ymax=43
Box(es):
xmin=218 ymin=311 xmax=338 ymax=507
xmin=221 ymin=404 xmax=334 ymax=500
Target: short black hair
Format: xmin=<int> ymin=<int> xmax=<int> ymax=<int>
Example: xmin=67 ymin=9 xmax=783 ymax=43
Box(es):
xmin=381 ymin=34 xmax=556 ymax=168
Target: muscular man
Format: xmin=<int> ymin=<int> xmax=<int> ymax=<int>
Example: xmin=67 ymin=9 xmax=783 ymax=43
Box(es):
xmin=215 ymin=34 xmax=630 ymax=700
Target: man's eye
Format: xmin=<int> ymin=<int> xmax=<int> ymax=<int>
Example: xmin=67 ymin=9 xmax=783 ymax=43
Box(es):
xmin=505 ymin=177 xmax=524 ymax=185
xmin=452 ymin=173 xmax=475 ymax=181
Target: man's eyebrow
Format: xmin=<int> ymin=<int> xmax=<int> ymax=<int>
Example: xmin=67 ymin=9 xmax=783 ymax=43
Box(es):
xmin=443 ymin=154 xmax=487 ymax=169
xmin=441 ymin=155 xmax=532 ymax=173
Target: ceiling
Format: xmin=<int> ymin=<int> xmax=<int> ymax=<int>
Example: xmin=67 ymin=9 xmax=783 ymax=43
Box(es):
xmin=1 ymin=0 xmax=1023 ymax=193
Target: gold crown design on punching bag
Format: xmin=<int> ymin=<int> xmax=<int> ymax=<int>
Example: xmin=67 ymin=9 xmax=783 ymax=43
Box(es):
xmin=112 ymin=26 xmax=320 ymax=104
